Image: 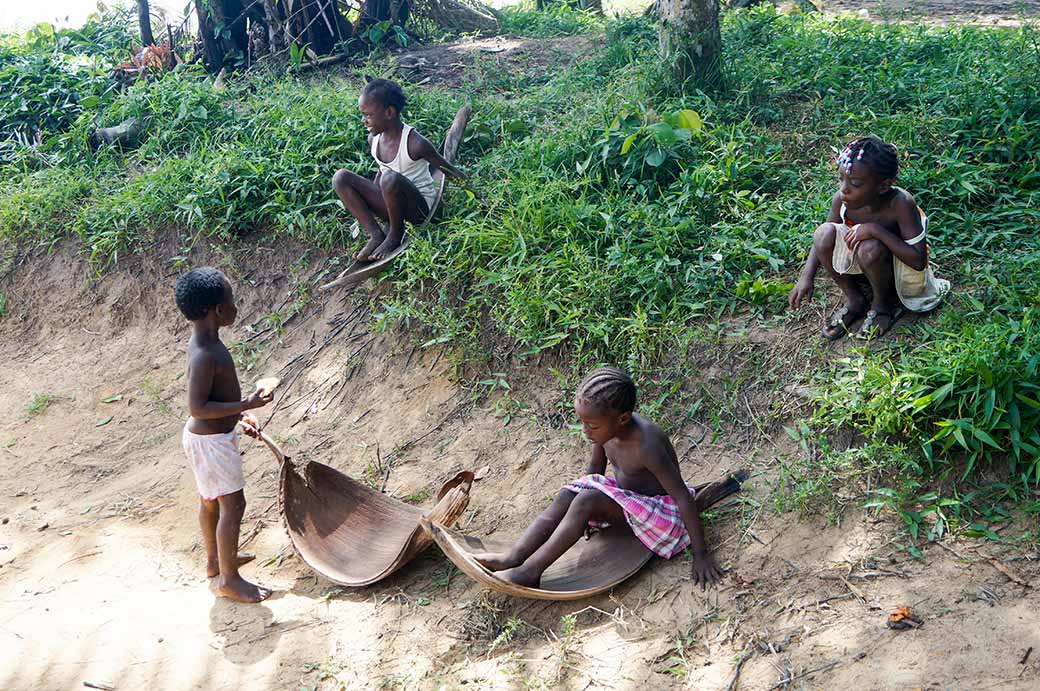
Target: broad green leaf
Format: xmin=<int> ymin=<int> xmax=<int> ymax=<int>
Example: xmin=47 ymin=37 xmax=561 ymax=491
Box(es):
xmin=673 ymin=109 xmax=703 ymax=133
xmin=648 ymin=122 xmax=677 ymax=145
xmin=973 ymin=428 xmax=1001 ymax=449
xmin=645 ymin=147 xmax=667 ymax=167
xmin=101 ymin=394 xmax=123 ymax=403
xmin=620 ymin=132 xmax=638 ymax=155
xmin=95 ymin=416 xmax=113 ymax=427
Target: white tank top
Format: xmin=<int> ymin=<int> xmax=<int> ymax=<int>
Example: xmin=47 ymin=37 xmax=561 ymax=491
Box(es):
xmin=370 ymin=124 xmax=437 ymax=209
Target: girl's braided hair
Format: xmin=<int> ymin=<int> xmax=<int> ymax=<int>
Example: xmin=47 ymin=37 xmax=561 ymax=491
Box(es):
xmin=837 ymin=136 xmax=899 ymax=179
xmin=362 ymin=77 xmax=406 ymax=115
xmin=577 ymin=367 xmax=637 ymax=413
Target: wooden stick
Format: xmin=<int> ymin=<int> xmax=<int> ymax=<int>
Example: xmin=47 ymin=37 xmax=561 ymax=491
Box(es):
xmin=764 ymin=659 xmax=841 ymax=690
xmin=725 ymin=643 xmax=755 ymax=691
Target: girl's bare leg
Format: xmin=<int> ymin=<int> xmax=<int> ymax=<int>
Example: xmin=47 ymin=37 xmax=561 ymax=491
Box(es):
xmin=497 ymin=490 xmax=626 ymax=588
xmin=854 ymin=235 xmax=898 ymax=311
xmin=332 ymin=169 xmax=389 ymax=261
xmin=201 ymin=497 xmax=257 ymax=577
xmin=200 ymin=498 xmax=220 ymax=576
xmin=473 ymin=490 xmax=580 ymax=571
xmin=814 ymin=223 xmax=869 ymax=337
xmin=370 ymin=171 xmax=429 ymax=260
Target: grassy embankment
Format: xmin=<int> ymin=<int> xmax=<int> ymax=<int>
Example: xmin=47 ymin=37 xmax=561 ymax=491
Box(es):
xmin=2 ymin=4 xmax=1039 ymax=549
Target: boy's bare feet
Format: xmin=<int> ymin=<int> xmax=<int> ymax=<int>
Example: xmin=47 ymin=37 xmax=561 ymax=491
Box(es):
xmin=370 ymin=233 xmax=403 ymax=261
xmin=207 ymin=552 xmax=256 ymax=578
xmin=213 ymin=574 xmax=272 ymax=603
xmin=355 ymin=233 xmax=385 ymax=261
xmin=496 ymin=565 xmax=540 ymax=588
xmin=472 ymin=551 xmax=521 ymax=572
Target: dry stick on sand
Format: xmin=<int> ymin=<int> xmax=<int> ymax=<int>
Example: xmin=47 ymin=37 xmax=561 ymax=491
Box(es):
xmin=765 ymin=659 xmax=842 ymax=691
xmin=725 ymin=641 xmax=757 ymax=691
xmin=263 ymin=308 xmax=367 ymax=426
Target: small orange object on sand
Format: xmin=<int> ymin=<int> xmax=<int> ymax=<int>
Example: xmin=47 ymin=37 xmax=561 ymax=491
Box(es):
xmin=887 ymin=606 xmax=923 ymax=629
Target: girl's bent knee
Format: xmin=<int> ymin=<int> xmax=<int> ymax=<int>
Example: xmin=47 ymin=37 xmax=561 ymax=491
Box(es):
xmin=813 ymin=223 xmax=837 ymax=250
xmin=331 ymin=168 xmax=354 ymax=190
xmin=379 ymin=170 xmax=402 ymax=192
xmin=857 ymin=238 xmax=889 ymax=266
xmin=569 ymin=489 xmax=604 ymax=516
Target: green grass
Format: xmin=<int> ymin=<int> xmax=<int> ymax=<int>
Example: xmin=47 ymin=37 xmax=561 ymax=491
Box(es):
xmin=497 ymin=3 xmax=605 ymax=37
xmin=25 ymin=392 xmax=56 ymax=417
xmin=402 ymin=486 xmax=432 ymax=504
xmin=2 ymin=7 xmax=1040 ymax=533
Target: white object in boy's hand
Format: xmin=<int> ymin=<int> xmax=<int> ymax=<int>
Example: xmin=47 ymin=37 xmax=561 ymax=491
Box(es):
xmin=255 ymin=377 xmax=281 ymax=397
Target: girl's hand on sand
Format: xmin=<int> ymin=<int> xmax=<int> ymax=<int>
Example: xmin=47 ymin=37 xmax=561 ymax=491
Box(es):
xmin=691 ymin=553 xmax=724 ymax=590
xmin=239 ymin=412 xmax=262 ymax=438
xmin=788 ymin=279 xmax=813 ymax=309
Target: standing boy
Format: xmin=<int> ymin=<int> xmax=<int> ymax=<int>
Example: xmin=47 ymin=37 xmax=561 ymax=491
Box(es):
xmin=175 ymin=267 xmax=272 ymax=603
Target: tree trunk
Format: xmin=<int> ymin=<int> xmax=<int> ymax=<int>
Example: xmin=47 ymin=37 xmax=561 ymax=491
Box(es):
xmin=659 ymin=0 xmax=722 ymax=86
xmin=138 ymin=0 xmax=155 ymax=46
xmin=583 ymin=0 xmax=604 ymax=15
xmin=195 ymin=0 xmax=237 ymax=71
xmin=355 ymin=0 xmax=410 ymax=38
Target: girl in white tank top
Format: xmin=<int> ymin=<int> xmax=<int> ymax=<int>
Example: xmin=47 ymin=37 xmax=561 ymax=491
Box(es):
xmin=370 ymin=123 xmax=438 ymax=212
xmin=331 ymin=78 xmax=470 ymax=262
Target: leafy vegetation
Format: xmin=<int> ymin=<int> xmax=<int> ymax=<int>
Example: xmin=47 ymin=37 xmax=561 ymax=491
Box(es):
xmin=1 ymin=6 xmax=1040 ymax=538
xmin=25 ymin=392 xmax=57 ymax=417
xmin=497 ymin=3 xmax=604 ymax=37
xmin=0 ymin=5 xmax=135 ymax=156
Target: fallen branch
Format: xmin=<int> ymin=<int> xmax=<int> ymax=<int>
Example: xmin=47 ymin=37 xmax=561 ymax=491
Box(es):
xmin=984 ymin=556 xmax=1032 ymax=588
xmin=725 ymin=642 xmax=756 ymax=691
xmin=765 ymin=659 xmax=841 ymax=690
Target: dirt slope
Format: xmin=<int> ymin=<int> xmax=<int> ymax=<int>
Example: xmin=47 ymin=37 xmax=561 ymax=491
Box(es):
xmin=0 ymin=236 xmax=1037 ymax=691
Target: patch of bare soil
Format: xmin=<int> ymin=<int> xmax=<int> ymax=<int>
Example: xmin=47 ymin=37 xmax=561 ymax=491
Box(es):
xmin=0 ymin=236 xmax=1037 ymax=691
xmin=389 ymin=34 xmax=593 ymax=88
xmin=822 ymin=0 xmax=1040 ymax=25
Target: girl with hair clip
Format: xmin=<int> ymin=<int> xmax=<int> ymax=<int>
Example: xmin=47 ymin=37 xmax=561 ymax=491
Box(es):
xmin=788 ymin=136 xmax=950 ymax=339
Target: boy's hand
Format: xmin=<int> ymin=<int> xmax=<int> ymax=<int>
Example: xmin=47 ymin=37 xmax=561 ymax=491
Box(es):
xmin=245 ymin=390 xmax=273 ymax=410
xmin=788 ymin=279 xmax=814 ymax=310
xmin=239 ymin=412 xmax=262 ymax=438
xmin=691 ymin=552 xmax=725 ymax=589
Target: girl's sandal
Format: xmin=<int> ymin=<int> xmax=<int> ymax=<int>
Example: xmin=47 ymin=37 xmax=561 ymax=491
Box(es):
xmin=822 ymin=305 xmax=865 ymax=341
xmin=855 ymin=308 xmax=905 ymax=340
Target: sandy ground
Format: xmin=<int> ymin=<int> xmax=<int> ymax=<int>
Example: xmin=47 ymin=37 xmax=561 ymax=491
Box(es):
xmin=0 ymin=235 xmax=1037 ymax=691
xmin=3 ymin=4 xmax=1040 ymax=688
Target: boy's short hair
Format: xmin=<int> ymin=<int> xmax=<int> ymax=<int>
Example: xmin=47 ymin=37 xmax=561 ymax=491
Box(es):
xmin=577 ymin=367 xmax=637 ymax=414
xmin=362 ymin=78 xmax=406 ymax=115
xmin=175 ymin=267 xmax=229 ymax=321
xmin=837 ymin=136 xmax=899 ymax=179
